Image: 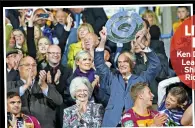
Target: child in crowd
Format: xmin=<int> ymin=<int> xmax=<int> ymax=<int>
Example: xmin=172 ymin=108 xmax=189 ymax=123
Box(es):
xmin=158 ymin=76 xmax=189 ymax=126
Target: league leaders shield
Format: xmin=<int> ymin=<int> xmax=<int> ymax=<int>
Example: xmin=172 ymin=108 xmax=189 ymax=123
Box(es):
xmin=105 ymin=11 xmax=144 ymax=43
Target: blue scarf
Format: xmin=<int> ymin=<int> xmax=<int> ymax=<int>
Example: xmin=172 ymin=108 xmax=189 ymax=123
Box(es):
xmin=43 ymin=27 xmax=53 ymax=44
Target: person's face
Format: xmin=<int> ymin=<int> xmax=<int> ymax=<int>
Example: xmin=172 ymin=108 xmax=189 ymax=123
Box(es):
xmin=38 ymin=38 xmax=50 ymax=54
xmin=165 ymin=93 xmax=179 ymax=109
xmin=55 ymin=11 xmax=66 ymax=25
xmin=104 ymin=50 xmax=110 ymax=61
xmin=7 ymin=96 xmax=22 ymax=115
xmin=177 ymin=8 xmax=189 ymax=20
xmin=144 ymin=14 xmax=153 ymax=26
xmin=83 ymin=33 xmax=96 ymax=50
xmin=34 ymin=26 xmax=41 ymax=39
xmin=47 ymin=46 xmax=61 ymax=64
xmin=118 ymin=54 xmax=131 ymax=75
xmin=141 ymin=86 xmax=154 ymax=107
xmin=76 ymin=54 xmax=93 ymax=72
xmin=34 ymin=9 xmax=47 ymax=27
xmin=18 ymin=57 xmax=37 ymax=80
xmin=78 ymin=26 xmax=89 ymax=39
xmin=6 ymin=53 xmax=18 ymax=69
xmin=75 ymin=84 xmax=89 ymax=102
xmin=9 ymin=33 xmax=16 ymax=48
xmin=13 ymin=30 xmax=25 ymax=46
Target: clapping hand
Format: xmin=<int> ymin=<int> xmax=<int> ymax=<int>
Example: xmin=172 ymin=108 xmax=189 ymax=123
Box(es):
xmin=54 ymin=69 xmax=61 ymax=84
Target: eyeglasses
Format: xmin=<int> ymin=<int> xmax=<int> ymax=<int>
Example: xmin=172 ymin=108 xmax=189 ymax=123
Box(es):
xmin=76 ymin=89 xmax=88 ymax=93
xmin=19 ymin=63 xmax=37 ymax=67
xmin=48 ymin=52 xmax=61 ymax=55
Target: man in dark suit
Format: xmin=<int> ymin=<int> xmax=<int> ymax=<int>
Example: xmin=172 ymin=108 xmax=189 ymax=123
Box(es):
xmin=40 ymin=45 xmax=72 ymax=128
xmin=94 ymin=27 xmax=161 ymax=127
xmin=7 ymin=56 xmax=63 ymax=128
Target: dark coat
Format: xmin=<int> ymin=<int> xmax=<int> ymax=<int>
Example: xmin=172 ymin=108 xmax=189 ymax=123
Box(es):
xmin=7 ymin=80 xmax=63 ymax=128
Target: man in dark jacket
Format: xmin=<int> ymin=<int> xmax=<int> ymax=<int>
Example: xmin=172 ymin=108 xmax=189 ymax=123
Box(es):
xmin=7 ymin=56 xmax=63 ymax=128
xmin=40 ymin=45 xmax=72 ymax=128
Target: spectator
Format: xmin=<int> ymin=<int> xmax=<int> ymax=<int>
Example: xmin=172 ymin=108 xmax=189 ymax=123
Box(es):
xmin=63 ymin=76 xmax=104 ymax=127
xmin=67 ymin=23 xmax=94 ymax=69
xmin=173 ymin=6 xmax=190 ymax=33
xmin=7 ymin=92 xmax=41 ymax=128
xmin=122 ymin=82 xmax=167 ymax=127
xmin=7 ymin=56 xmax=63 ymax=128
xmin=158 ymin=77 xmax=189 ymax=126
xmin=6 ymin=48 xmax=23 ymax=82
xmin=142 ymin=10 xmax=159 ymax=26
xmin=42 ymin=45 xmax=72 ymax=128
xmin=94 ymin=26 xmax=161 ymax=127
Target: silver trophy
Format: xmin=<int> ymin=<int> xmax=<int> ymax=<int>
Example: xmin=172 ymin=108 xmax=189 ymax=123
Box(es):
xmin=105 ymin=11 xmax=144 ymax=43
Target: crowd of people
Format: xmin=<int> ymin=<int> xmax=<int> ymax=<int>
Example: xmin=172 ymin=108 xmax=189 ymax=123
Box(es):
xmin=5 ymin=6 xmax=193 ymax=128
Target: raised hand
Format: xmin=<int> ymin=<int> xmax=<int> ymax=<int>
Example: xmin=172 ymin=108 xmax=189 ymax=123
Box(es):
xmin=54 ymin=69 xmax=61 ymax=84
xmin=8 ymin=114 xmax=17 ymax=128
xmin=96 ymin=26 xmax=107 ymax=48
xmin=47 ymin=71 xmax=52 ymax=84
xmin=18 ymin=9 xmax=27 ymax=27
xmin=66 ymin=14 xmax=73 ymax=31
xmin=39 ymin=70 xmax=48 ymax=89
xmin=153 ymin=113 xmax=167 ymax=126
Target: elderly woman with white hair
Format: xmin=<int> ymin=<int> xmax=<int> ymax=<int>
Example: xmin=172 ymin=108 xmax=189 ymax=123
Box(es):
xmin=63 ymin=76 xmax=104 ymax=127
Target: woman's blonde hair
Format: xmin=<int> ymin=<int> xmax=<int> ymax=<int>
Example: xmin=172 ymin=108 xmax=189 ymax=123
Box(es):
xmin=142 ymin=10 xmax=159 ymax=26
xmin=73 ymin=50 xmax=92 ymax=72
xmin=36 ymin=36 xmax=51 ymax=62
xmin=77 ymin=23 xmax=94 ymax=41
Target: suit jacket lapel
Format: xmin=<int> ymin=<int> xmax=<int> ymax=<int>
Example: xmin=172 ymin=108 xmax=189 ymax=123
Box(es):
xmin=118 ymin=74 xmax=125 ymax=91
xmin=125 ymin=74 xmax=137 ymax=94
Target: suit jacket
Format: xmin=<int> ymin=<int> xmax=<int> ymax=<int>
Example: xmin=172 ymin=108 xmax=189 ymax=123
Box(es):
xmin=82 ymin=8 xmax=108 ymax=36
xmin=63 ymin=101 xmax=104 ymax=128
xmin=94 ymin=50 xmax=161 ymax=127
xmin=41 ymin=64 xmax=72 ymax=103
xmin=7 ymin=80 xmax=63 ymax=128
xmin=6 ymin=69 xmax=19 ymax=82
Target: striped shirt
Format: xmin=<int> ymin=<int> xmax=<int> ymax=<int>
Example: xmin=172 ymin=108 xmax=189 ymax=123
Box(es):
xmin=158 ymin=98 xmax=184 ymax=126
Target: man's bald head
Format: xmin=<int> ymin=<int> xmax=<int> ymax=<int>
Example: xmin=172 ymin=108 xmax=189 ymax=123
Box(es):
xmin=18 ymin=56 xmax=37 ymax=80
xmin=55 ymin=10 xmax=67 ymax=25
xmin=83 ymin=33 xmax=99 ymax=50
xmin=47 ymin=45 xmax=61 ymax=66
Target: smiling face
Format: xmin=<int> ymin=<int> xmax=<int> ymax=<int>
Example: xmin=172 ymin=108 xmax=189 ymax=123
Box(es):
xmin=76 ymin=53 xmax=93 ymax=72
xmin=141 ymin=86 xmax=154 ymax=107
xmin=47 ymin=45 xmax=61 ymax=65
xmin=38 ymin=37 xmax=50 ymax=54
xmin=75 ymin=84 xmax=89 ymax=102
xmin=78 ymin=26 xmax=90 ymax=40
xmin=118 ymin=53 xmax=131 ymax=75
xmin=165 ymin=93 xmax=179 ymax=109
xmin=7 ymin=96 xmax=22 ymax=115
xmin=13 ymin=30 xmax=25 ymax=46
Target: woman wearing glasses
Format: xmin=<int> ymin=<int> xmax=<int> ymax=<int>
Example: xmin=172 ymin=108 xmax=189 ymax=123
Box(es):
xmin=63 ymin=76 xmax=104 ymax=128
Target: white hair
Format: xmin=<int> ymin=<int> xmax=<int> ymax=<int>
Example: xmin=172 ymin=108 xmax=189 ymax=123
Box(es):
xmin=69 ymin=76 xmax=93 ymax=100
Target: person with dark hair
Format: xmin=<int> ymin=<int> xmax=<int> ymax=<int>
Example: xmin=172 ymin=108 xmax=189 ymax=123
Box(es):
xmin=173 ymin=6 xmax=190 ymax=33
xmin=7 ymin=92 xmax=41 ymax=128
